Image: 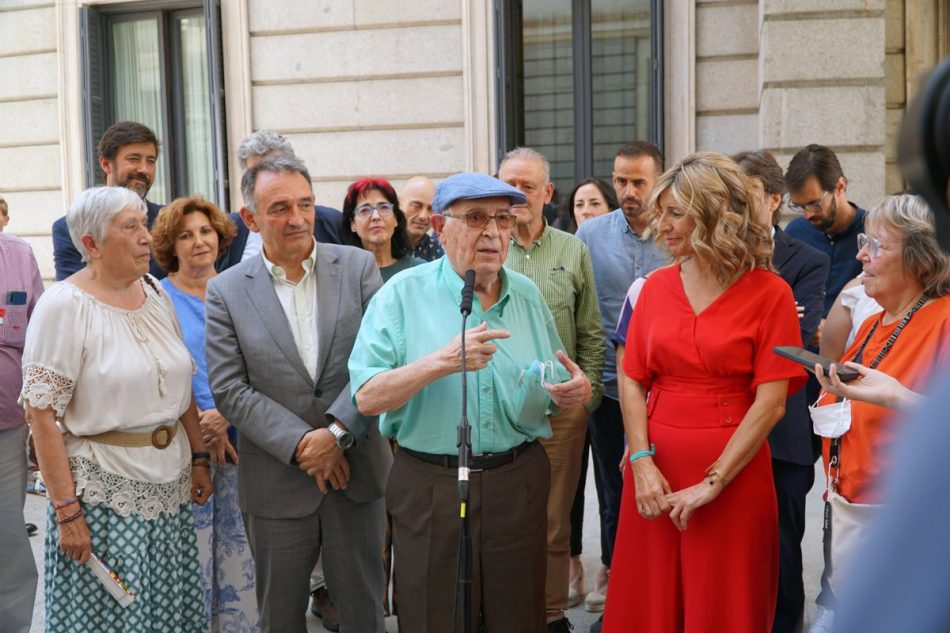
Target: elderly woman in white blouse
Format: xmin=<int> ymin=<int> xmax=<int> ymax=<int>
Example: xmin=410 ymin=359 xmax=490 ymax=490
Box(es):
xmin=20 ymin=187 xmax=212 ymax=632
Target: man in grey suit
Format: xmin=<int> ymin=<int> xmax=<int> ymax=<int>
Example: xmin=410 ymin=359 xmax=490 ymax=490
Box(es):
xmin=206 ymin=156 xmax=391 ymax=633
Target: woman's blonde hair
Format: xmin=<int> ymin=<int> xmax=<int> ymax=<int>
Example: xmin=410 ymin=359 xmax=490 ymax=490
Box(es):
xmin=648 ymin=151 xmax=774 ymax=286
xmin=866 ymin=194 xmax=950 ymax=298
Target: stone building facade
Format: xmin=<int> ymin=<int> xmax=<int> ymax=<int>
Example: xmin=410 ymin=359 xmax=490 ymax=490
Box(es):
xmin=0 ymin=0 xmax=946 ymax=280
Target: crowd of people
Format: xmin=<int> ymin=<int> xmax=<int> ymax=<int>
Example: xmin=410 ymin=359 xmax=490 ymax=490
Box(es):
xmin=1 ymin=117 xmax=948 ymax=633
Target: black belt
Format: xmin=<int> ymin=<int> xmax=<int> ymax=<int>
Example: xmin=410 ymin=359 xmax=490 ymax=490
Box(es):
xmin=401 ymin=441 xmax=534 ymax=471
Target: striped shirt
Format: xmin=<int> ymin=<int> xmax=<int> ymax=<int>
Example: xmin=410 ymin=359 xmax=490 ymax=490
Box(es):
xmin=0 ymin=233 xmax=44 ymax=429
xmin=506 ymin=224 xmax=605 ymax=410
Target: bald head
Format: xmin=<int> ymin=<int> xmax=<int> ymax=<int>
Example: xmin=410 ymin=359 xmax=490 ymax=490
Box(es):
xmin=399 ymin=176 xmax=437 ymax=245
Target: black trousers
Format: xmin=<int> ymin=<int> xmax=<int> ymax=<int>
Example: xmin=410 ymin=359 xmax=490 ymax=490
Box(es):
xmin=771 ymin=458 xmax=816 ymax=633
xmin=588 ymin=397 xmax=625 ymax=567
xmin=569 ymin=431 xmax=590 ymax=557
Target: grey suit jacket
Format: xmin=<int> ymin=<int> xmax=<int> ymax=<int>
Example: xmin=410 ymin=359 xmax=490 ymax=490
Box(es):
xmin=205 ymin=242 xmax=392 ymax=518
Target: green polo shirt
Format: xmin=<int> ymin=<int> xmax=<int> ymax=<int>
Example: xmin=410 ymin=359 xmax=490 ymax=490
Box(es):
xmin=349 ymin=257 xmax=568 ymax=455
xmin=506 ymin=223 xmax=605 ymax=410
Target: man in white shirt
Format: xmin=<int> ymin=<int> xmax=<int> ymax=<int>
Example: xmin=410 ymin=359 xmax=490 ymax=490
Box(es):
xmin=206 ymin=156 xmax=391 ymax=633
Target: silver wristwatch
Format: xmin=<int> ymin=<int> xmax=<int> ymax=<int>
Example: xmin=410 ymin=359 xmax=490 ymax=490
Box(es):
xmin=328 ymin=422 xmax=354 ymax=450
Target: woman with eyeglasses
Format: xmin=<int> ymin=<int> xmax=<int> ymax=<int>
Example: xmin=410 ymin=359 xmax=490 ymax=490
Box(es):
xmin=342 ymin=178 xmax=425 ymax=283
xmin=805 ymin=194 xmax=950 ymax=633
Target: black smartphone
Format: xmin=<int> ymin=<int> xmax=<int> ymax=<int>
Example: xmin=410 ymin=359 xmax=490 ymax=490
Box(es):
xmin=773 ymin=346 xmax=861 ymax=382
xmin=6 ymin=290 xmax=27 ymax=305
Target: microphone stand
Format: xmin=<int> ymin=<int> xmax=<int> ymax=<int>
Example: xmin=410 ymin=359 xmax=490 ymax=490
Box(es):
xmin=454 ymin=270 xmax=475 ymax=633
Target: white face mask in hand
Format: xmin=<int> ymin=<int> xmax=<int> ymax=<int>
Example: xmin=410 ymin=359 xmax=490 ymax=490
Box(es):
xmin=809 ymin=397 xmax=852 ymax=438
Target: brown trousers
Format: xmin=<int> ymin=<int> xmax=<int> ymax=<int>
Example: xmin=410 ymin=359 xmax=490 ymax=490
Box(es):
xmin=541 ymin=406 xmax=591 ymax=621
xmin=387 ymin=442 xmax=550 ymax=633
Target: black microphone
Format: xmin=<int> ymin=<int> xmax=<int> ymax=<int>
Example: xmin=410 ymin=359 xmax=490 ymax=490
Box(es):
xmin=460 ymin=269 xmax=476 ymax=316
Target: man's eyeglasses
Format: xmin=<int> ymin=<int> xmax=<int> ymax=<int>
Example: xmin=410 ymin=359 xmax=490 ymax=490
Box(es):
xmin=355 ymin=202 xmax=395 ymax=219
xmin=787 ymin=191 xmax=830 ymax=214
xmin=443 ymin=210 xmax=516 ymax=230
xmin=857 ymin=233 xmax=896 ymax=259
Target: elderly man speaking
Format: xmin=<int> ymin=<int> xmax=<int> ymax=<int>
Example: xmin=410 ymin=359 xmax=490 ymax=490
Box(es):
xmin=349 ymin=172 xmax=592 ymax=633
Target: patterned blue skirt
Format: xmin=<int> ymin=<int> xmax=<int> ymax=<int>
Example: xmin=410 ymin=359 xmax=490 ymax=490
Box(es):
xmin=44 ymin=500 xmax=206 ymax=632
xmin=193 ymin=463 xmax=260 ymax=631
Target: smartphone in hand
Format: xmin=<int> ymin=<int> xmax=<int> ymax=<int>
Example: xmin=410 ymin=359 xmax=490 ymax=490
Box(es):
xmin=773 ymin=346 xmax=861 ymax=382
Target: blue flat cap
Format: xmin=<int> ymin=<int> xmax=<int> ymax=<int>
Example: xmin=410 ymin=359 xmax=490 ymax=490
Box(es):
xmin=432 ymin=172 xmax=527 ymax=214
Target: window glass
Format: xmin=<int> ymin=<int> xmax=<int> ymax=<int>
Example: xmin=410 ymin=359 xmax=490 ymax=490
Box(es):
xmin=500 ymin=0 xmax=659 ymax=227
xmin=178 ymin=14 xmax=213 ymax=198
xmin=521 ymin=0 xmax=574 ymax=204
xmin=591 ymin=0 xmax=652 ymax=180
xmin=110 ymin=17 xmax=167 ymax=203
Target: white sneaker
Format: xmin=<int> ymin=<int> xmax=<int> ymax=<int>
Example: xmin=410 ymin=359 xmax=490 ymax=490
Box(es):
xmin=808 ymin=605 xmax=835 ymax=633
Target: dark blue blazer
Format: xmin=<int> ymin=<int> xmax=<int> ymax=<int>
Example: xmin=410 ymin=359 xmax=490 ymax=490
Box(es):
xmin=53 ymin=202 xmax=344 ymax=281
xmin=768 ymin=225 xmax=831 ymax=465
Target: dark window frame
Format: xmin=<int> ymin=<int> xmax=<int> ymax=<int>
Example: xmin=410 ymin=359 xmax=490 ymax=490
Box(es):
xmin=494 ymin=0 xmax=664 ymax=178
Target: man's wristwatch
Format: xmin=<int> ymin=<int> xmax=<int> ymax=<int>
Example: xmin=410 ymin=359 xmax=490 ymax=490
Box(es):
xmin=328 ymin=422 xmax=354 ymax=450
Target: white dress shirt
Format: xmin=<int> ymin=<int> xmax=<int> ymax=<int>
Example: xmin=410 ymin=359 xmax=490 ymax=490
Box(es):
xmin=262 ymin=241 xmax=319 ymax=381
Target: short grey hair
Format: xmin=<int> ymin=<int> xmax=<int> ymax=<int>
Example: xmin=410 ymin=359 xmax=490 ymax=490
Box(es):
xmin=67 ymin=187 xmax=146 ymax=263
xmin=241 ymin=156 xmax=312 ymax=214
xmin=499 ymin=146 xmax=551 ymax=181
xmin=867 ymin=193 xmax=950 ymax=298
xmin=237 ymin=130 xmax=296 ymax=171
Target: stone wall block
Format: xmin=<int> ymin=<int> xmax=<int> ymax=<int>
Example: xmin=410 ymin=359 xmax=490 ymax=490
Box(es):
xmin=0 ymin=190 xmax=64 ymax=236
xmin=884 ymin=0 xmax=904 ymax=51
xmin=696 ymin=113 xmax=759 ymax=155
xmin=761 ymin=18 xmax=884 ymax=82
xmin=0 ymin=144 xmax=60 ymax=190
xmin=354 ymin=0 xmax=461 ymax=25
xmin=0 ymin=99 xmax=59 ymax=146
xmin=885 ymin=52 xmax=905 ymax=106
xmin=287 ymin=127 xmax=465 ymax=179
xmin=697 ymin=58 xmax=759 ymax=112
xmin=763 ymin=0 xmax=884 ymax=15
xmin=696 ymin=4 xmax=759 ymax=58
xmin=253 ymin=75 xmax=464 ymax=131
xmin=0 ymin=6 xmax=55 ymax=55
xmin=251 ymin=25 xmax=462 ymax=82
xmin=760 ymin=85 xmax=885 ymax=148
xmin=0 ymin=53 xmax=57 ymax=100
xmin=248 ymin=0 xmax=353 ymax=32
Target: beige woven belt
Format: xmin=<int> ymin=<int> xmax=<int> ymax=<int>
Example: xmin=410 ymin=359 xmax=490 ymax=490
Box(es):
xmin=83 ymin=423 xmax=178 ymax=450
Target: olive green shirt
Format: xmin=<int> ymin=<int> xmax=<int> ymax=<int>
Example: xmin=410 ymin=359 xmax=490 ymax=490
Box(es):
xmin=506 ymin=223 xmax=605 ymax=410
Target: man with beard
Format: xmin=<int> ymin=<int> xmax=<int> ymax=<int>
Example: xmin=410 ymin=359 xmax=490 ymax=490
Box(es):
xmin=573 ymin=141 xmax=668 ymax=624
xmin=784 ymin=144 xmax=866 ymax=326
xmin=52 ymin=121 xmax=168 ymax=279
xmin=398 ymin=176 xmax=444 ymax=261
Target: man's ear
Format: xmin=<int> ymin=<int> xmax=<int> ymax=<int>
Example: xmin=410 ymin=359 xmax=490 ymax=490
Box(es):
xmin=430 ymin=214 xmax=445 ymax=236
xmin=99 ymin=155 xmax=113 ymax=183
xmin=543 ymin=181 xmax=555 ymax=205
xmin=836 ymin=176 xmax=848 ymax=195
xmin=239 ymin=207 xmax=259 ymax=232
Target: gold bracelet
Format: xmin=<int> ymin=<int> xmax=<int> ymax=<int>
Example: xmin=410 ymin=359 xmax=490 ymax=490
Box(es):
xmin=707 ymin=468 xmax=727 ymax=487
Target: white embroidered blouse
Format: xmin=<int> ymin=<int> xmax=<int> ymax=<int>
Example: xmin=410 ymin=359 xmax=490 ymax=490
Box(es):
xmin=20 ymin=277 xmax=194 ymax=519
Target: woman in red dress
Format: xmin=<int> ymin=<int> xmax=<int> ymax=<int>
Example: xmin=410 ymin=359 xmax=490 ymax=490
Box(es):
xmin=602 ymin=152 xmax=806 ymax=633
